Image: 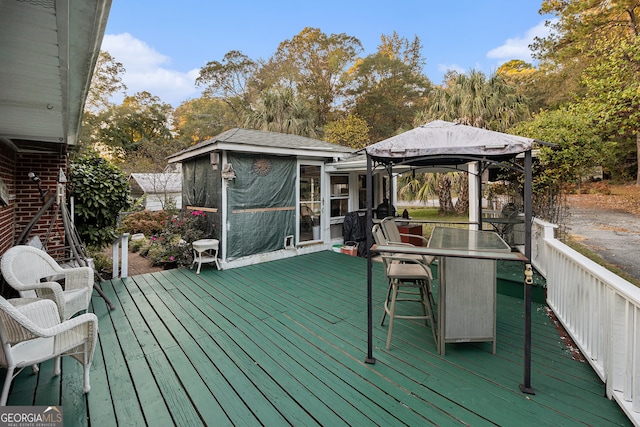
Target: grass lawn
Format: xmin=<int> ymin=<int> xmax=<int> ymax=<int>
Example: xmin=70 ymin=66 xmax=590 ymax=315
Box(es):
xmin=398 ymin=206 xmax=469 ymax=238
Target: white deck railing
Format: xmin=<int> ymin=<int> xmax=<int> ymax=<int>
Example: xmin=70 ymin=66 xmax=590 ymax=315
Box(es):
xmin=111 ymin=233 xmax=129 ymax=278
xmin=532 ymin=219 xmax=640 ymax=424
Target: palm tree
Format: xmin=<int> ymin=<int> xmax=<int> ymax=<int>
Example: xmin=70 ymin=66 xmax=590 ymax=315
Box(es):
xmin=436 ymin=174 xmax=455 ymax=214
xmin=244 ymin=88 xmax=318 ymax=137
xmin=398 ymin=172 xmax=437 ymax=206
xmin=427 ymin=70 xmax=529 ymax=132
xmin=420 ymin=69 xmax=530 ymax=213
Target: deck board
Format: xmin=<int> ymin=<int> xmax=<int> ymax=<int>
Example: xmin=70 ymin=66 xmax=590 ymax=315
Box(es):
xmin=3 ymin=251 xmax=631 ymax=426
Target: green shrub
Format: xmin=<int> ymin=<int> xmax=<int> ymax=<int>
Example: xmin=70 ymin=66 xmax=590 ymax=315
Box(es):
xmin=69 ymin=155 xmax=131 ymax=248
xmin=129 ymin=238 xmax=149 ymax=253
xmin=88 ymin=247 xmax=113 ymax=275
xmin=147 ymin=210 xmax=215 ymax=267
xmin=120 ymin=209 xmax=215 ymax=268
xmin=119 ymin=210 xmax=166 ymax=236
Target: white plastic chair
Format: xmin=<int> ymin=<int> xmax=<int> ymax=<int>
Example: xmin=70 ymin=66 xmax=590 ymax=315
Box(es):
xmin=0 ymin=296 xmax=98 ymax=405
xmin=1 ymin=245 xmax=93 ymax=321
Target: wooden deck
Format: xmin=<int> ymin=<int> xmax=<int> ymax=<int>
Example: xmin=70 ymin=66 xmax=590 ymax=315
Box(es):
xmin=5 ymin=251 xmax=630 ymax=426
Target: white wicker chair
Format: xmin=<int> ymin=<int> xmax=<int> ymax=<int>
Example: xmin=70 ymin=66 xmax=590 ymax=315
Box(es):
xmin=1 ymin=245 xmax=93 ymax=321
xmin=0 ymin=296 xmax=98 ymax=405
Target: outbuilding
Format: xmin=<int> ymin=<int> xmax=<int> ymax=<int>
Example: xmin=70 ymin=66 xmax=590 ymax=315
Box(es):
xmin=168 ymin=128 xmax=393 ymax=269
xmin=129 ymin=173 xmax=182 ymax=211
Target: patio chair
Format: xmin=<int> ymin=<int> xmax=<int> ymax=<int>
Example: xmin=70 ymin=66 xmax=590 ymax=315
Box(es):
xmin=1 ymin=245 xmax=93 ymax=321
xmin=379 ymin=216 xmax=434 ymax=265
xmin=373 ymin=224 xmax=437 ymax=350
xmin=0 ymin=296 xmax=98 ymax=405
xmin=499 ymin=203 xmax=521 ymax=245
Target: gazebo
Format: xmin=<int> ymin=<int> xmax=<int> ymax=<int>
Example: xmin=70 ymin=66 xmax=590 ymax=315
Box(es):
xmin=363 ymin=120 xmax=541 ymax=393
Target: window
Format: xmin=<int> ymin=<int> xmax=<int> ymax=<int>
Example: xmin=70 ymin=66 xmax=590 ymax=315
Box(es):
xmin=330 ymin=175 xmax=349 ymax=217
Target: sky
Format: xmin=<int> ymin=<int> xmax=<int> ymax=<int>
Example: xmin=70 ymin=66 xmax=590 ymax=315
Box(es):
xmin=102 ymin=0 xmax=555 ymax=107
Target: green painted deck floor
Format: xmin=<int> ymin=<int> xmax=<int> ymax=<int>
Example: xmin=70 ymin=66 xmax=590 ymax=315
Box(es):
xmin=5 ymin=251 xmax=630 ymax=426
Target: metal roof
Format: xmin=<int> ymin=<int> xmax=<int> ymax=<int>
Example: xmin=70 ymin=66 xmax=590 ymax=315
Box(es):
xmin=129 ymin=173 xmax=182 ymax=194
xmin=0 ymin=0 xmax=111 ymax=151
xmin=168 ymin=128 xmax=355 ymax=163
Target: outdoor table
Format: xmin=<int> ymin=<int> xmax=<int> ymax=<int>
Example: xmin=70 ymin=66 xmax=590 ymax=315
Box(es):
xmin=371 ymin=228 xmax=527 ymax=356
xmin=482 ymin=215 xmax=525 ymax=245
xmin=428 ymin=227 xmax=513 ymax=355
xmin=192 ymin=239 xmax=220 ymax=274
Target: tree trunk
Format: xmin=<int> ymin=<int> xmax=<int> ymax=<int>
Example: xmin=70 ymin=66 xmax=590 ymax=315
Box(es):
xmin=455 ymin=173 xmax=469 ymax=214
xmin=437 ymin=174 xmax=455 ymax=214
xmin=636 ymin=131 xmax=640 ymax=186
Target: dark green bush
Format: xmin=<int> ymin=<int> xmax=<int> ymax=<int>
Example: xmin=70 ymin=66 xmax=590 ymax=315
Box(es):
xmin=69 ymin=155 xmax=131 ymax=248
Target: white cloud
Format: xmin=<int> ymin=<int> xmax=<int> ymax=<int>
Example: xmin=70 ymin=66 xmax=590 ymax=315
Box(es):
xmin=101 ymin=33 xmax=201 ymax=106
xmin=486 ymin=19 xmax=557 ymax=63
xmin=437 ymin=63 xmax=466 ymax=75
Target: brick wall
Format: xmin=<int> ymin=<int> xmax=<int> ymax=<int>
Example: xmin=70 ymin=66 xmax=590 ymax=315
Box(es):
xmin=0 ymin=144 xmax=15 ymax=255
xmin=0 ymin=146 xmax=69 ymax=257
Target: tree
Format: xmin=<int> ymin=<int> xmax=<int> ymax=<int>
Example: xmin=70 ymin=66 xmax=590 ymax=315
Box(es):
xmin=84 ymin=51 xmax=127 ymax=113
xmin=78 ymin=51 xmax=127 ymax=156
xmin=397 ymin=172 xmax=437 ymax=205
xmin=271 ymin=27 xmax=363 ymax=126
xmin=243 ymin=88 xmax=317 ymax=137
xmin=581 ymin=36 xmax=640 ymax=184
xmin=349 ymin=55 xmax=431 ymax=142
xmin=454 ymin=173 xmax=469 ymax=214
xmin=424 ymin=70 xmax=530 ymax=132
xmin=378 ymin=31 xmax=425 ymax=73
xmin=509 ymin=106 xmax=611 ymax=221
xmin=532 ymin=0 xmax=640 ymax=183
xmin=420 ymin=70 xmax=529 ymax=212
xmin=98 ymin=91 xmax=173 ymax=153
xmin=436 ymin=174 xmax=455 ymax=214
xmin=88 ymin=91 xmax=181 ymax=173
xmin=497 ymin=60 xmax=550 ymax=113
xmin=347 ymin=33 xmax=431 ymax=142
xmin=69 ymin=155 xmax=131 ymax=248
xmin=323 ymin=114 xmax=370 ymax=148
xmin=196 ymin=50 xmax=258 ymax=123
xmin=535 ymin=1 xmax=640 ymax=64
xmin=174 ymin=97 xmax=236 ymax=144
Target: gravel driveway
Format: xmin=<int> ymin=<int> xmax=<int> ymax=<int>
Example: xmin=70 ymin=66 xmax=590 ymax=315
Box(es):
xmin=564 ymin=206 xmax=640 ymax=282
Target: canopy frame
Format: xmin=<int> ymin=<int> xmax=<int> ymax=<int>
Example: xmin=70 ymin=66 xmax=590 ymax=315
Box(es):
xmin=363 ymin=121 xmax=536 ymax=395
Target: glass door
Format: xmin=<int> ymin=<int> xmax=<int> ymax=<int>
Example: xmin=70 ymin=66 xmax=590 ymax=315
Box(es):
xmin=299 ymin=164 xmax=322 ymax=242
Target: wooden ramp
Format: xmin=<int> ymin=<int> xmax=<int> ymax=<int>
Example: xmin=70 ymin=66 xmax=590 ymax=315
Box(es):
xmin=5 ymin=251 xmax=630 ymax=426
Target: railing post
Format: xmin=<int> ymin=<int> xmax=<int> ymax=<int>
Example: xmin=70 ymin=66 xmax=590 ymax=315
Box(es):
xmin=111 ymin=233 xmax=130 ymax=278
xmin=121 ymin=233 xmax=129 ymax=278
xmin=112 ymin=238 xmax=120 ymax=279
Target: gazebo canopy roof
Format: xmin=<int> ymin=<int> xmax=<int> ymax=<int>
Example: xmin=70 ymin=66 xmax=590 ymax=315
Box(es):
xmin=365 ymin=120 xmax=537 ymax=167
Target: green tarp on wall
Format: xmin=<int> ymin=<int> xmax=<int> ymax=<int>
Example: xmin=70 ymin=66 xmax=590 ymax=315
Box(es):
xmin=226 ymin=153 xmax=296 ymax=259
xmin=182 ymin=156 xmax=222 ymax=241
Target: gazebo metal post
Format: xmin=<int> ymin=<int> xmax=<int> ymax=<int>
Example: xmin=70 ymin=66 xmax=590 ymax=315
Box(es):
xmin=386 ymin=164 xmax=394 ymax=213
xmin=477 ymin=161 xmax=484 ymax=230
xmin=520 ymin=150 xmax=535 ymax=394
xmin=365 ymin=154 xmax=376 ymax=364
